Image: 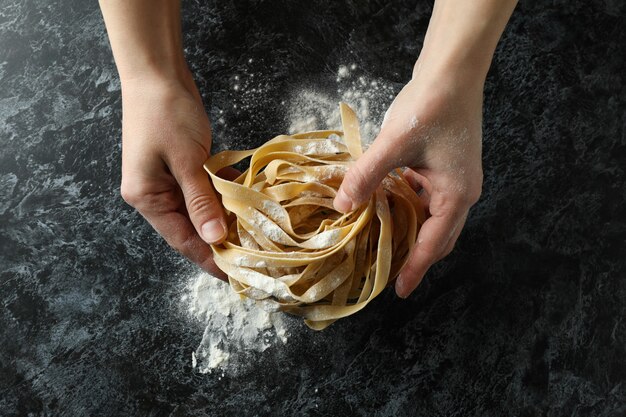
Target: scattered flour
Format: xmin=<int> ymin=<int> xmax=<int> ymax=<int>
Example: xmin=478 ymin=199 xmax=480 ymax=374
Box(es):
xmin=408 ymin=115 xmax=419 ymax=132
xmin=293 ymin=140 xmax=344 ymax=156
xmin=215 ymin=62 xmax=399 ymax=150
xmin=286 ymin=64 xmax=400 ymax=146
xmin=304 ymin=228 xmax=341 ymax=249
xmin=248 ymin=209 xmax=290 ymax=243
xmin=186 ymin=273 xmax=290 ymax=374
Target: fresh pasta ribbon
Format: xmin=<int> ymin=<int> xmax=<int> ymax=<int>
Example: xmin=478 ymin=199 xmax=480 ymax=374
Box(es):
xmin=204 ymin=103 xmax=425 ymax=330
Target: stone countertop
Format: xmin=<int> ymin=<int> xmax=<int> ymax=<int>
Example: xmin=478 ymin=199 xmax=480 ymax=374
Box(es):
xmin=1 ymin=0 xmax=625 ymax=416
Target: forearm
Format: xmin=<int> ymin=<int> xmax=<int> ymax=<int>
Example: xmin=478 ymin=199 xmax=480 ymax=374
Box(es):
xmin=98 ymin=0 xmax=190 ymax=87
xmin=416 ymin=0 xmax=518 ymax=85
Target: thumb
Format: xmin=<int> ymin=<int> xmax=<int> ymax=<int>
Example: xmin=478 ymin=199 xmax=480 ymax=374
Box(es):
xmin=176 ymin=166 xmax=227 ymax=244
xmin=333 ymin=137 xmax=397 ymax=213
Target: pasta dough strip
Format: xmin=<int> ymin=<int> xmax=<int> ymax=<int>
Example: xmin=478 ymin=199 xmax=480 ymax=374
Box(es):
xmin=204 ymin=103 xmax=425 ymax=330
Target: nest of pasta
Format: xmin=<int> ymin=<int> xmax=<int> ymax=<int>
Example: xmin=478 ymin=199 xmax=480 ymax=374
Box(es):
xmin=204 ymin=103 xmax=425 ymax=330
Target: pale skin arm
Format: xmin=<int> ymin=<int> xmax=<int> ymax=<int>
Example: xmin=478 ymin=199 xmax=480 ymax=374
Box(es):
xmin=333 ymin=0 xmax=519 ymax=298
xmin=99 ymin=0 xmax=229 ymax=277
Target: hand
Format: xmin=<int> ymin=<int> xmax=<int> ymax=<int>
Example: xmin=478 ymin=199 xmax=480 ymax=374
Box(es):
xmin=119 ymin=74 xmax=227 ymax=278
xmin=333 ymin=67 xmax=484 ymax=298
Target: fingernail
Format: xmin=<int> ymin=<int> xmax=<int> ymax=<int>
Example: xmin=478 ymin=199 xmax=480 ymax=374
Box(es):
xmin=201 ymin=219 xmax=226 ymax=244
xmin=395 ymin=277 xmax=409 ymax=299
xmin=334 ymin=189 xmax=353 ymax=213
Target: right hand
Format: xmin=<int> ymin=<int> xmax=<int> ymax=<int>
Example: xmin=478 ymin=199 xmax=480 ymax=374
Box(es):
xmin=119 ymin=73 xmax=227 ymax=278
xmin=334 ymin=68 xmax=484 ymax=298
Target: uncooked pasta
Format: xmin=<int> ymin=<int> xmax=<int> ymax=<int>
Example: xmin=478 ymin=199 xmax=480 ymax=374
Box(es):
xmin=204 ymin=103 xmax=425 ymax=330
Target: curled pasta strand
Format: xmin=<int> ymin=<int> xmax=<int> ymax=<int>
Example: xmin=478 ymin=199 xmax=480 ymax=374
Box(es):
xmin=204 ymin=103 xmax=425 ymax=330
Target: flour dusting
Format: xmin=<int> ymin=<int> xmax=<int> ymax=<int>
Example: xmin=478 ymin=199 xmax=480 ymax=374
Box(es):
xmin=186 ymin=273 xmax=290 ymax=374
xmin=286 ymin=64 xmax=400 ymax=146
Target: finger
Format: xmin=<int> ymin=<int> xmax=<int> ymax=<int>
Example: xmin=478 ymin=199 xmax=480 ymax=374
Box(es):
xmin=402 ymin=168 xmax=432 ymax=195
xmin=438 ymin=211 xmax=468 ymax=261
xmin=395 ymin=194 xmax=467 ymax=298
xmin=333 ymin=137 xmax=397 ymax=213
xmin=143 ymin=208 xmax=227 ymax=280
xmin=403 ymin=168 xmax=432 ymax=209
xmin=172 ymin=164 xmax=227 ymax=245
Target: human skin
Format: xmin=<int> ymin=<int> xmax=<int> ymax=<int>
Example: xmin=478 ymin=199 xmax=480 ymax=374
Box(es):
xmin=333 ymin=0 xmax=518 ymax=297
xmin=99 ymin=0 xmax=228 ymax=278
xmin=99 ymin=0 xmax=517 ymax=294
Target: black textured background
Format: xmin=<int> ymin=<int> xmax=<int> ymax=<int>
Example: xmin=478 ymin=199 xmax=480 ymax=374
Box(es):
xmin=1 ymin=0 xmax=625 ymax=416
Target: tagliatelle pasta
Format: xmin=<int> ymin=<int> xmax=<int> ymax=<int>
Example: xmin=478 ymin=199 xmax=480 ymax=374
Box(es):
xmin=204 ymin=103 xmax=425 ymax=330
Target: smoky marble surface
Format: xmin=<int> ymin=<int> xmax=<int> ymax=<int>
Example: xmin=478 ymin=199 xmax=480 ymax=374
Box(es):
xmin=1 ymin=0 xmax=625 ymax=416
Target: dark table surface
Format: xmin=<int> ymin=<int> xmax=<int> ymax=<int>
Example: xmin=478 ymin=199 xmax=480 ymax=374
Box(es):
xmin=1 ymin=1 xmax=625 ymax=416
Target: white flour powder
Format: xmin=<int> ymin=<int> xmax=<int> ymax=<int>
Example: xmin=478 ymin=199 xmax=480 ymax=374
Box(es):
xmin=185 ymin=273 xmax=290 ymax=374
xmin=287 ymin=64 xmax=399 ymax=146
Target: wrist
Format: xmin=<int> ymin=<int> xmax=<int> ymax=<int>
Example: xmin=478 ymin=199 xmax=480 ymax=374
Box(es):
xmin=116 ymin=52 xmax=190 ymax=85
xmin=412 ymin=54 xmax=486 ymax=98
xmin=99 ymin=0 xmax=191 ymax=90
xmin=120 ymin=63 xmax=198 ymax=102
xmin=415 ymin=0 xmax=518 ymax=88
xmin=414 ymin=24 xmax=494 ymax=90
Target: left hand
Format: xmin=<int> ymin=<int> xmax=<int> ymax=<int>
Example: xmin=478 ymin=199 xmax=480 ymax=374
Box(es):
xmin=333 ymin=66 xmax=485 ymax=298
